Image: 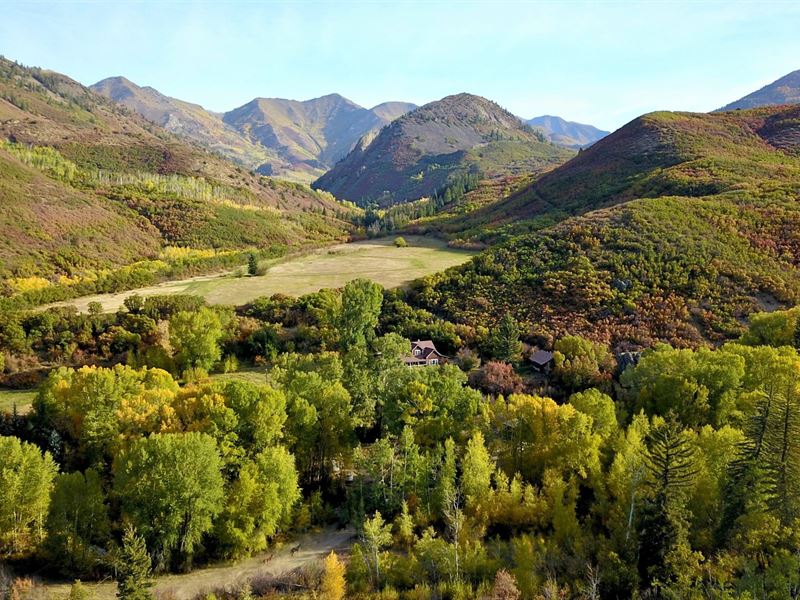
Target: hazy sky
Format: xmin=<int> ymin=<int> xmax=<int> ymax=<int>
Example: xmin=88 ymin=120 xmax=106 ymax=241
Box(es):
xmin=2 ymin=1 xmax=799 ymax=131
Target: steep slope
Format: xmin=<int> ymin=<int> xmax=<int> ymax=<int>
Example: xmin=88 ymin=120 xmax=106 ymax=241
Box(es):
xmin=313 ymin=93 xmax=574 ymax=206
xmin=91 ymin=78 xmax=416 ymax=182
xmin=414 ymin=105 xmax=800 ymax=349
xmin=527 ymin=115 xmax=609 ymax=148
xmin=222 ymin=94 xmax=417 ymax=181
xmin=718 ymin=69 xmax=800 ymax=111
xmin=90 ymin=76 xmax=279 ymax=172
xmin=0 ymin=57 xmax=352 ymax=286
xmin=435 ymin=106 xmax=800 ymax=240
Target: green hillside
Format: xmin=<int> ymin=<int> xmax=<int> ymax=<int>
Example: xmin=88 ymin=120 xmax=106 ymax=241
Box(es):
xmin=313 ymin=93 xmax=574 ymax=206
xmin=0 ymin=57 xmax=354 ymax=302
xmin=413 ymin=105 xmax=800 ymax=348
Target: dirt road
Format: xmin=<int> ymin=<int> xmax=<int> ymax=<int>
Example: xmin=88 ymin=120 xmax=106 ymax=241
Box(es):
xmin=33 ymin=528 xmax=355 ymax=600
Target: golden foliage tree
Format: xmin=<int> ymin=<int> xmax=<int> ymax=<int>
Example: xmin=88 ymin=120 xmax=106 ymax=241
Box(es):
xmin=320 ymin=551 xmax=346 ymax=600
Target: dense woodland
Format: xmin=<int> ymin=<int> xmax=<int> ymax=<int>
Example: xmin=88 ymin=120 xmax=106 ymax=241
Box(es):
xmin=3 ymin=280 xmax=800 ymax=599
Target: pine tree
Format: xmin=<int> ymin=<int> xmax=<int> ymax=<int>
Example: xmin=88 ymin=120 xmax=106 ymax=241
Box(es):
xmin=114 ymin=525 xmax=153 ymax=600
xmin=637 ymin=419 xmax=699 ymax=591
xmin=247 ymin=253 xmax=258 ymax=276
xmin=491 ymin=313 xmax=523 ymax=364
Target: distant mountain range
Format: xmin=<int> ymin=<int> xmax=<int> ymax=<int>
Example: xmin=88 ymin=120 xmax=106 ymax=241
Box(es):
xmin=717 ymin=69 xmax=800 ymax=111
xmin=313 ymin=93 xmax=575 ymax=206
xmin=90 ymin=77 xmax=416 ymax=182
xmin=222 ymin=94 xmax=417 ymax=179
xmin=526 ymin=115 xmax=609 ymax=148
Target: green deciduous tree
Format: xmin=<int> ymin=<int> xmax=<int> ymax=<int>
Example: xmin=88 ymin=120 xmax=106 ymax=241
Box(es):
xmin=461 ymin=431 xmax=493 ymax=512
xmin=493 ymin=394 xmax=601 ymax=484
xmin=553 ymin=335 xmax=615 ymax=394
xmin=361 ymin=511 xmax=393 ymax=588
xmin=337 ymin=279 xmax=383 ymax=351
xmin=568 ymin=388 xmax=618 ymax=440
xmin=215 ymin=446 xmax=300 ymax=557
xmin=45 ymin=469 xmax=110 ymax=576
xmin=0 ymin=436 xmax=57 ymax=557
xmin=114 ymin=432 xmax=224 ymax=570
xmin=169 ymin=308 xmax=224 ymax=372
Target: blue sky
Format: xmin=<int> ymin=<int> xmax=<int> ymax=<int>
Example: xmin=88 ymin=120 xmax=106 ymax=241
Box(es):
xmin=2 ymin=1 xmax=799 ymax=131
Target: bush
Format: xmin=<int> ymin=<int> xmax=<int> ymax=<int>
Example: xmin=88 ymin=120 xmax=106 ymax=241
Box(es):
xmin=394 ymin=236 xmax=408 ymax=248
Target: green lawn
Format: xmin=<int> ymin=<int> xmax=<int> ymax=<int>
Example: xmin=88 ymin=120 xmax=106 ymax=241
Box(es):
xmin=0 ymin=388 xmax=36 ymax=414
xmin=51 ymin=236 xmax=476 ymax=312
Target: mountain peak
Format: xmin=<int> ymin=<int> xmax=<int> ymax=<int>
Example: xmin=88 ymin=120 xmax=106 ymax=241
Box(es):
xmin=527 ymin=115 xmax=609 ymax=148
xmin=717 ymin=69 xmax=800 ymax=111
xmin=313 ymin=93 xmax=574 ymax=206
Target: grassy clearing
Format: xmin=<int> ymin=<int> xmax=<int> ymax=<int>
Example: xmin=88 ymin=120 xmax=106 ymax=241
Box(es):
xmin=50 ymin=236 xmax=476 ymax=312
xmin=0 ymin=388 xmax=36 ymax=414
xmin=209 ymin=368 xmax=268 ymax=386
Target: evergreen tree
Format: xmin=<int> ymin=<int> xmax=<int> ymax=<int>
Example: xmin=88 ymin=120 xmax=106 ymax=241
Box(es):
xmin=491 ymin=313 xmax=523 ymax=364
xmin=247 ymin=253 xmax=258 ymax=276
xmin=114 ymin=525 xmax=152 ymax=600
xmin=637 ymin=418 xmax=700 ymax=591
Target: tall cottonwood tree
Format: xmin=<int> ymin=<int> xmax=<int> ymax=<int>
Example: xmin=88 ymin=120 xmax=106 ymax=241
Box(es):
xmin=114 ymin=432 xmax=224 ymax=570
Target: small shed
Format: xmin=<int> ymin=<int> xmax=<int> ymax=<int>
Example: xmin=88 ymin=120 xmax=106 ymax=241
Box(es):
xmin=530 ymin=349 xmax=555 ymax=373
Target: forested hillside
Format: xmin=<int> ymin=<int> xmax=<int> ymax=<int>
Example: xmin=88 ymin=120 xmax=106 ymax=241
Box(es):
xmin=414 ymin=105 xmax=800 ymax=348
xmin=0 ymin=57 xmax=354 ymax=305
xmin=4 ymin=279 xmax=800 ymax=599
xmin=313 ymin=94 xmax=573 ymax=206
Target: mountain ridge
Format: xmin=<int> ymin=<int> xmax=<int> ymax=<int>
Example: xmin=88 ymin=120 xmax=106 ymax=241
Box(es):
xmin=717 ymin=69 xmax=800 ymax=111
xmin=527 ymin=114 xmax=609 ymax=148
xmin=0 ymin=57 xmax=352 ymax=284
xmin=91 ymin=77 xmax=416 ymax=182
xmin=313 ymin=92 xmax=574 ymax=206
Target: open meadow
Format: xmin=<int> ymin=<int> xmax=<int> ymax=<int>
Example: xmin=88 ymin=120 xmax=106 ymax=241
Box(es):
xmin=48 ymin=236 xmax=475 ymax=312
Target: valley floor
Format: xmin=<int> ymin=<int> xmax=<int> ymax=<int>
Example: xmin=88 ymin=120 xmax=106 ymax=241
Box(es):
xmin=47 ymin=236 xmax=475 ymax=312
